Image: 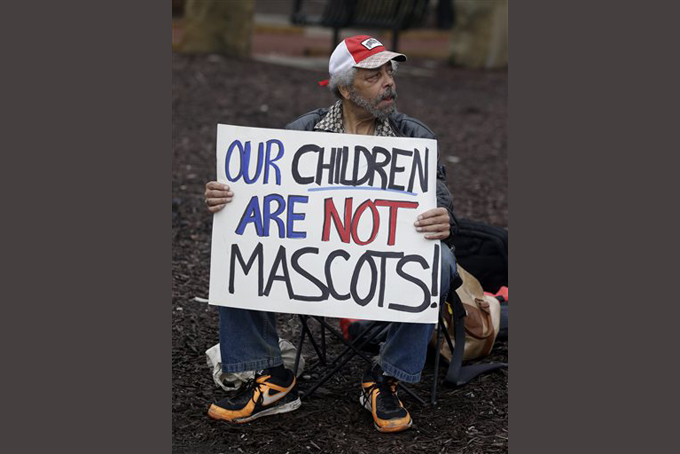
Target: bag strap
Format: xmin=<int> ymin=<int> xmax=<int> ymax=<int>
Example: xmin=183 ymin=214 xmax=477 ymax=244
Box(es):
xmin=444 ymin=293 xmax=507 ymax=387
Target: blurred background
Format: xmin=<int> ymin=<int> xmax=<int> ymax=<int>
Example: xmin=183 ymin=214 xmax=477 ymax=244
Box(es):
xmin=172 ymin=0 xmax=508 ymax=69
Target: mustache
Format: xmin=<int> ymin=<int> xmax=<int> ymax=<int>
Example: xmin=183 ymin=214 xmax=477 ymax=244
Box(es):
xmin=376 ymin=87 xmax=397 ymax=103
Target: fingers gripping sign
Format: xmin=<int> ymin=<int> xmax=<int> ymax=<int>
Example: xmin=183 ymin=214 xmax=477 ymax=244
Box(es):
xmin=204 ymin=181 xmax=234 ymax=213
xmin=414 ymin=207 xmax=450 ymax=240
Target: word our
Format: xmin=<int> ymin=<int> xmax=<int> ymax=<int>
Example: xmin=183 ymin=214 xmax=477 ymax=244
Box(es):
xmin=224 ymin=138 xmax=430 ymax=194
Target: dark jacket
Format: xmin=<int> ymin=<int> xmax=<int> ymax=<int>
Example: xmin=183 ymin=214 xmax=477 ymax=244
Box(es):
xmin=285 ymin=108 xmax=458 ymax=247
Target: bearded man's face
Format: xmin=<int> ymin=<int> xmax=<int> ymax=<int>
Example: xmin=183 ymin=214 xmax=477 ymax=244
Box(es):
xmin=348 ymin=63 xmax=398 ymax=120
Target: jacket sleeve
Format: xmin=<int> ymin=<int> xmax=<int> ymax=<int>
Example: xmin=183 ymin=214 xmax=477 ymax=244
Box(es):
xmin=436 ymin=160 xmax=458 ymax=249
xmin=389 ymin=112 xmax=459 ymax=247
xmin=284 ymin=108 xmax=327 ymax=131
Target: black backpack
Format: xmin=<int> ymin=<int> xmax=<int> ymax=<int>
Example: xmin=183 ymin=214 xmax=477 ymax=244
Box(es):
xmin=451 ymin=218 xmax=508 ymax=293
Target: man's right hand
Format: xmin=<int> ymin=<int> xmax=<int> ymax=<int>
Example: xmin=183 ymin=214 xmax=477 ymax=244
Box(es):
xmin=204 ymin=181 xmax=234 ymax=213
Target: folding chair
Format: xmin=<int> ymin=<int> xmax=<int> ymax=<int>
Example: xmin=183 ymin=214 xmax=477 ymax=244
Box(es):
xmin=293 ymin=314 xmax=428 ymax=406
xmin=293 ymin=280 xmax=507 ymax=406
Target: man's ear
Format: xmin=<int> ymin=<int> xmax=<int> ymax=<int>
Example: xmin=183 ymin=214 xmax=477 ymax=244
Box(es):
xmin=338 ymin=85 xmax=350 ymax=100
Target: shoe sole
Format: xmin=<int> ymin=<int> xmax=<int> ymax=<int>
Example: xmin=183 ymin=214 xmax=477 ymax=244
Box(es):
xmin=208 ymin=397 xmax=302 ymax=424
xmin=359 ymin=392 xmax=413 ymax=433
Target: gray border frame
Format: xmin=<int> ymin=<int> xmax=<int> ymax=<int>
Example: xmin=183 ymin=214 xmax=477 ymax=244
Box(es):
xmin=5 ymin=3 xmax=170 ymax=453
xmin=510 ymin=0 xmax=678 ymax=453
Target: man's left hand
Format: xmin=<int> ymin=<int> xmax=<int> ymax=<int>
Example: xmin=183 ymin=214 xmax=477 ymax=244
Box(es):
xmin=414 ymin=207 xmax=450 ymax=240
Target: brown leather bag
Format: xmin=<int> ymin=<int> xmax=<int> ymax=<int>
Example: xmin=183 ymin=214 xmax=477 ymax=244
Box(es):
xmin=432 ymin=264 xmax=501 ymax=362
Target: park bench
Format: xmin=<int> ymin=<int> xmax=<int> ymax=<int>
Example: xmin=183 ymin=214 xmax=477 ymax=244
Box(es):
xmin=291 ymin=0 xmax=432 ymax=52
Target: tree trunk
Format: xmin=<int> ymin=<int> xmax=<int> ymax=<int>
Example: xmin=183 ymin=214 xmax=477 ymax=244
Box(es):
xmin=179 ymin=0 xmax=255 ymax=56
xmin=448 ymin=0 xmax=508 ymax=69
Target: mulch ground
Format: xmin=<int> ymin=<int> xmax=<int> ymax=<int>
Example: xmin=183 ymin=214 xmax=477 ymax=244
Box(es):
xmin=172 ymin=53 xmax=508 ymax=454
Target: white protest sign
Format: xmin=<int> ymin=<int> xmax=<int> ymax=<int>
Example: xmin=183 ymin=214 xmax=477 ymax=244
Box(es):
xmin=208 ymin=124 xmax=441 ymax=323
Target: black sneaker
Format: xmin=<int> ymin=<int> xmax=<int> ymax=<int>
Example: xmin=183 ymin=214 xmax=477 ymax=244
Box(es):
xmin=359 ymin=364 xmax=412 ymax=433
xmin=208 ymin=368 xmax=301 ymax=423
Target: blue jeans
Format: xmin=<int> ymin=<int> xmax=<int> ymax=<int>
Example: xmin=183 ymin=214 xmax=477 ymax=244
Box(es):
xmin=219 ymin=246 xmax=458 ymax=384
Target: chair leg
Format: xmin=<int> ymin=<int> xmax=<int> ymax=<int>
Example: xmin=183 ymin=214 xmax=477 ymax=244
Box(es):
xmin=328 ymin=321 xmax=386 ymax=368
xmin=294 ymin=315 xmax=308 ymax=376
xmin=311 ymin=317 xmax=427 ymax=406
xmin=300 ymin=316 xmax=327 ymax=366
xmin=431 ymin=311 xmax=444 ymax=405
xmin=321 ymin=317 xmax=327 ymax=363
xmin=301 ymin=320 xmax=388 ymax=399
xmin=432 ymin=288 xmax=459 ymax=403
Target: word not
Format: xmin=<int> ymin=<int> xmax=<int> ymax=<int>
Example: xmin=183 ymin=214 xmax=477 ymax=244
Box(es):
xmin=228 ymin=242 xmax=441 ymax=313
xmin=322 ymin=198 xmax=419 ymax=246
xmin=291 ymin=144 xmax=429 ymax=193
xmin=224 ymin=139 xmax=284 ymax=185
xmin=236 ymin=194 xmax=308 ymax=238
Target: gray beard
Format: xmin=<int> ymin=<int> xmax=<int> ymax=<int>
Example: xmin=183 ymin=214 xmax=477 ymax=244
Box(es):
xmin=348 ymin=86 xmax=398 ymax=121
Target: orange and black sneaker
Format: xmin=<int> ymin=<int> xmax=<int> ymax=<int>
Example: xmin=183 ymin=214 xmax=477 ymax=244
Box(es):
xmin=360 ymin=364 xmax=412 ymax=433
xmin=208 ymin=368 xmax=301 ymax=423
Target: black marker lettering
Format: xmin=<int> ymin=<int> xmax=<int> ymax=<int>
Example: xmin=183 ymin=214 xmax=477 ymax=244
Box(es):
xmin=291 ymin=247 xmax=329 ymax=301
xmin=229 ymin=242 xmax=264 ymax=295
xmin=388 ymin=254 xmax=431 ymax=313
xmin=263 ymin=246 xmax=294 ymax=298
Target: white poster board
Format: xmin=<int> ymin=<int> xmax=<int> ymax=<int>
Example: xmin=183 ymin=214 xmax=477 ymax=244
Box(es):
xmin=208 ymin=124 xmax=442 ymax=324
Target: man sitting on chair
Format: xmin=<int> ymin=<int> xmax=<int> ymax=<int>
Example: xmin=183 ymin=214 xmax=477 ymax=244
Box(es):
xmin=203 ymin=35 xmax=459 ymax=433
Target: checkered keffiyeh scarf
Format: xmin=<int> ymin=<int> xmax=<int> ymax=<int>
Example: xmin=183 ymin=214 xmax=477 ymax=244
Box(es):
xmin=314 ymin=100 xmax=396 ymax=137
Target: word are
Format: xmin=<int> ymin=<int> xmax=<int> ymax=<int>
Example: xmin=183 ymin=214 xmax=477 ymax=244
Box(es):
xmin=236 ymin=194 xmax=308 ymax=238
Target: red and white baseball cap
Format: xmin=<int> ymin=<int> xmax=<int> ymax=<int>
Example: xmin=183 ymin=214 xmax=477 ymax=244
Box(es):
xmin=319 ymin=35 xmax=407 ymax=86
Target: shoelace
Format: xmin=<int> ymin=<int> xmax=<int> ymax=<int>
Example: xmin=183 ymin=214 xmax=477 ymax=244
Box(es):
xmin=367 ymin=379 xmax=400 ymax=407
xmin=233 ymin=376 xmax=266 ymax=404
